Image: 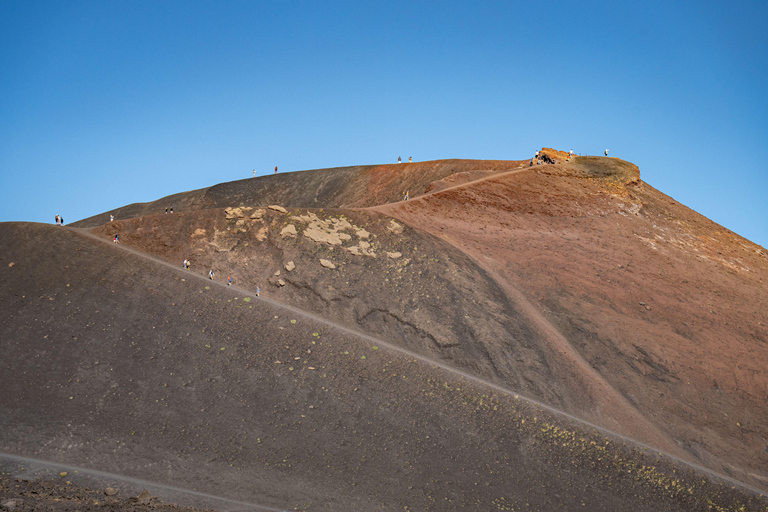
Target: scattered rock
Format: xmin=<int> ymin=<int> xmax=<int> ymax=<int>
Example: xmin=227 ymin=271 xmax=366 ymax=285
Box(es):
xmin=274 ymin=269 xmax=281 ymax=276
xmin=1 ymin=499 xmax=17 ymax=510
xmin=268 ymin=205 xmax=288 ymax=213
xmin=281 ymin=224 xmax=297 ymax=237
xmin=105 ymin=487 xmax=118 ymax=496
xmin=249 ymin=208 xmax=266 ymax=220
xmin=387 ymin=251 xmax=402 ymax=259
xmin=7 ymin=262 xmax=14 ymax=268
xmin=320 ymin=259 xmax=336 ymax=269
xmin=388 ymin=220 xmax=403 ymax=234
xmin=284 ymin=261 xmax=295 ymax=272
xmin=225 ymin=207 xmax=253 ymax=219
xmin=192 ymin=228 xmax=206 ymax=237
xmin=255 ymin=226 xmax=268 ymax=241
xmin=277 ymin=279 xmax=286 ymax=287
xmin=135 ymin=489 xmax=153 ymax=504
xmin=304 ymin=227 xmax=344 ymax=245
xmin=356 ymin=229 xmax=370 ymax=239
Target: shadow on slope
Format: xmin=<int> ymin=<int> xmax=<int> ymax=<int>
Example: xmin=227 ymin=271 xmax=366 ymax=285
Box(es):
xmin=1 ymin=222 xmax=765 ymax=511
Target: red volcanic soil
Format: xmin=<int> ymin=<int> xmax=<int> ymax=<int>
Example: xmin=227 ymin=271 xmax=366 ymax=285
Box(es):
xmin=72 ymin=159 xmax=527 ymax=228
xmin=2 ymin=156 xmax=768 ymax=510
xmin=376 ymin=156 xmax=768 ymax=490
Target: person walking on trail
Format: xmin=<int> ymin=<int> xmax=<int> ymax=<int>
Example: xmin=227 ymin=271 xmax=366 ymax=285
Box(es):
xmin=165 ymin=206 xmax=168 ymax=214
xmin=605 ymin=149 xmax=609 ymax=156
xmin=403 ymin=189 xmax=410 ymax=201
xmin=113 ymin=234 xmax=119 ymax=243
xmin=55 ymin=215 xmax=59 ymax=225
xmin=227 ymin=276 xmax=232 ymax=286
xmin=209 ymin=269 xmax=214 ymax=280
xmin=60 ymin=216 xmax=64 ymax=226
xmin=409 ymin=156 xmax=412 ymax=163
xmin=275 ymin=166 xmax=278 ymax=174
xmin=110 ymin=214 xmax=114 ymax=222
xmin=183 ymin=259 xmax=188 ymax=269
xmin=398 ymin=156 xmax=401 ymax=164
xmin=256 ymin=285 xmax=260 ymax=297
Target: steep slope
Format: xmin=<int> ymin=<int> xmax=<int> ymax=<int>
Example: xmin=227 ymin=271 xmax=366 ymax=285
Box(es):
xmin=72 ymin=159 xmax=525 ymax=228
xmin=79 ymin=155 xmax=768 ymax=492
xmin=376 ymin=156 xmax=768 ymax=490
xmin=1 ymin=222 xmax=766 ymax=511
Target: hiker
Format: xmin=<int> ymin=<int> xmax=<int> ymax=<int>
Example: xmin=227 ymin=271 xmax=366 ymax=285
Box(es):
xmin=605 ymin=149 xmax=609 ymax=156
xmin=253 ymin=169 xmax=256 ymax=178
xmin=409 ymin=156 xmax=412 ymax=163
xmin=55 ymin=215 xmax=59 ymax=225
xmin=209 ymin=269 xmax=214 ymax=280
xmin=275 ymin=166 xmax=278 ymax=174
xmin=60 ymin=216 xmax=64 ymax=226
xmin=165 ymin=206 xmax=168 ymax=214
xmin=529 ymin=158 xmax=533 ymax=166
xmin=183 ymin=259 xmax=188 ymax=269
xmin=170 ymin=206 xmax=173 ymax=213
xmin=228 ymin=276 xmax=232 ymax=286
xmin=110 ymin=214 xmax=114 ymax=222
xmin=404 ymin=189 xmax=410 ymax=201
xmin=113 ymin=234 xmax=119 ymax=243
xmin=398 ymin=156 xmax=401 ymax=164
xmin=256 ymin=285 xmax=260 ymax=297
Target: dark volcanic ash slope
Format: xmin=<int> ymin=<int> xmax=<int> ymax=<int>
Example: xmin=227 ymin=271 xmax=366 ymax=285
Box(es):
xmin=72 ymin=159 xmax=525 ymax=228
xmin=89 ymin=205 xmax=572 ymax=408
xmin=5 ymin=223 xmax=767 ymax=511
xmin=378 ymin=156 xmax=768 ymax=491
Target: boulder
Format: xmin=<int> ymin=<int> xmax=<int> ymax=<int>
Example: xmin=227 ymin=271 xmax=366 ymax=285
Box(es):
xmin=284 ymin=261 xmax=295 ymax=272
xmin=387 ymin=220 xmax=404 ymax=234
xmin=268 ymin=205 xmax=288 ymax=213
xmin=320 ymin=259 xmax=336 ymax=269
xmin=281 ymin=224 xmax=297 ymax=238
xmin=304 ymin=227 xmax=343 ymax=245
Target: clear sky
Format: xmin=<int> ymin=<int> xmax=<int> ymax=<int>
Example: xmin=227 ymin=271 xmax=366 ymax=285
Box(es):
xmin=1 ymin=1 xmax=766 ymax=247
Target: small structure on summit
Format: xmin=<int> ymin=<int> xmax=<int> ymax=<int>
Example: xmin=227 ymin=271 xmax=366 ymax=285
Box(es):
xmin=538 ymin=148 xmax=570 ymax=164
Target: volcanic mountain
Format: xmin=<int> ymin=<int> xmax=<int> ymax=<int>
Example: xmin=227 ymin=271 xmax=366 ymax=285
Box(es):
xmin=1 ymin=153 xmax=766 ymax=511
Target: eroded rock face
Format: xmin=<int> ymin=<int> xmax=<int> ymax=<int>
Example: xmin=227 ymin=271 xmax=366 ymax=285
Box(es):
xmin=269 ymin=205 xmax=288 ymax=213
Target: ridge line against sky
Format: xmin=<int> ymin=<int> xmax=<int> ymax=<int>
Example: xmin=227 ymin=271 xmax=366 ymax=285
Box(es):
xmin=1 ymin=0 xmax=766 ymax=247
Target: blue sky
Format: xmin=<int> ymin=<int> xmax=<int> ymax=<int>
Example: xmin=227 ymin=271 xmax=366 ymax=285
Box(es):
xmin=1 ymin=1 xmax=766 ymax=247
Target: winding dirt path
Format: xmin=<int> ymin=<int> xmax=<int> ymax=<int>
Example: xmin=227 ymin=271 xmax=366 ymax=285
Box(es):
xmin=370 ymin=167 xmax=692 ymax=462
